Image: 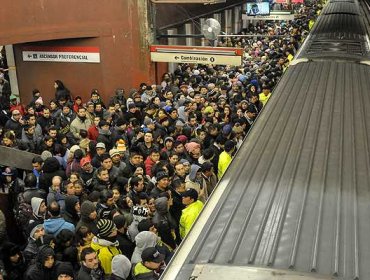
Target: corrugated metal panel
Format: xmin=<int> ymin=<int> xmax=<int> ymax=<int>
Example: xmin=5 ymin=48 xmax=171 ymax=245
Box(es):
xmin=312 ymin=14 xmax=366 ymax=36
xmin=172 ymin=61 xmax=370 ymax=280
xmin=324 ymin=2 xmax=360 ymax=14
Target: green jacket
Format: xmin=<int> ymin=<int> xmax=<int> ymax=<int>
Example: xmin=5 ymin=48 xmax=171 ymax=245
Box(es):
xmin=133 ymin=262 xmax=158 ymax=280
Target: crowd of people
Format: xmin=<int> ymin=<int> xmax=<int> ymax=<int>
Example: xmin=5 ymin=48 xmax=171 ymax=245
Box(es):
xmin=0 ymin=3 xmax=321 ymax=280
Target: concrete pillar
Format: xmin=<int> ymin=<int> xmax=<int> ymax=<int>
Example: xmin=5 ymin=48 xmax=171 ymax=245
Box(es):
xmin=185 ymin=23 xmax=194 ymax=46
xmin=167 ymin=28 xmax=178 ymax=74
xmin=224 ymin=9 xmax=233 ymax=34
xmin=4 ymin=45 xmax=19 ymax=97
xmin=233 ymin=6 xmax=242 ymax=34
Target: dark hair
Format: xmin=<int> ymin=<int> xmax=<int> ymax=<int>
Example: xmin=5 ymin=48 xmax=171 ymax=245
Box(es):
xmin=54 ymin=80 xmax=66 ymax=90
xmin=32 ymin=156 xmax=43 ymax=164
xmin=172 ymin=179 xmax=185 ymax=190
xmin=130 ymin=176 xmax=143 ymax=188
xmin=79 ymin=129 xmax=88 ymax=139
xmin=138 ymin=218 xmax=155 ymax=232
xmin=100 ymin=189 xmax=114 ymax=204
xmin=202 ymin=148 xmax=215 ymax=160
xmin=75 ymin=226 xmax=92 ymax=246
xmin=96 ymin=166 xmax=108 ymax=176
xmin=100 ymin=153 xmax=111 ymax=162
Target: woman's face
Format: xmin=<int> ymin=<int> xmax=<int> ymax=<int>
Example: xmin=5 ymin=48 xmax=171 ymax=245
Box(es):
xmin=70 ymin=174 xmax=78 ymax=183
xmin=49 ymin=102 xmax=56 ymax=110
xmin=54 ymin=82 xmax=58 ymax=89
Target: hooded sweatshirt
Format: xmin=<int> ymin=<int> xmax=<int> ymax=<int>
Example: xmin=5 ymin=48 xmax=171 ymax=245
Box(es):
xmin=31 ymin=197 xmax=44 ymax=219
xmin=44 ymin=217 xmax=75 ymax=237
xmin=111 ymin=254 xmax=131 ymax=280
xmin=63 ymin=195 xmax=80 ymax=225
xmin=25 ymin=245 xmax=55 ymax=280
xmin=131 ymin=231 xmax=158 ymax=264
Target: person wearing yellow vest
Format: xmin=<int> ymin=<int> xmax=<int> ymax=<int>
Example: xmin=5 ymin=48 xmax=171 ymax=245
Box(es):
xmin=259 ymin=86 xmax=272 ymax=106
xmin=179 ymin=188 xmax=204 ymax=239
xmin=218 ymin=140 xmax=236 ymax=179
xmin=90 ymin=219 xmax=121 ymax=276
xmin=132 ymin=247 xmax=165 ymax=280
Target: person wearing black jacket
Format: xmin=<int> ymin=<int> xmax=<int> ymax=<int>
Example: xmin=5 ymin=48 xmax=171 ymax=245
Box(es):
xmin=77 ymin=247 xmax=104 ymax=280
xmin=24 ymin=245 xmax=57 ymax=280
xmin=113 ymin=215 xmax=135 ymax=260
xmin=39 ymin=157 xmax=67 ymax=193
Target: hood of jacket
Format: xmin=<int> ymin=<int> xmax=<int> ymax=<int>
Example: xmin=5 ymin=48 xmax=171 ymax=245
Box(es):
xmin=42 ymin=157 xmax=60 ymax=173
xmin=64 ymin=195 xmax=79 ymax=218
xmin=112 ymin=254 xmax=131 ymax=280
xmin=131 ymin=231 xmax=158 ymax=264
xmin=44 ymin=217 xmax=73 ymax=235
xmin=31 ymin=197 xmax=44 ymax=217
xmin=189 ymin=164 xmax=201 ymax=182
xmin=37 ymin=245 xmax=55 ymax=265
xmin=155 ymin=197 xmax=168 ymax=216
xmin=91 ymin=236 xmax=119 ymax=248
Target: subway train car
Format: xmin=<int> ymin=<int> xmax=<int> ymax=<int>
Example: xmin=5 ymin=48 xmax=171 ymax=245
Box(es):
xmin=161 ymin=0 xmax=370 ymax=279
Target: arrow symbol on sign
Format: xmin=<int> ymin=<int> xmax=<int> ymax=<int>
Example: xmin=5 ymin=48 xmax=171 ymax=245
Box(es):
xmin=174 ymin=56 xmax=179 ymax=60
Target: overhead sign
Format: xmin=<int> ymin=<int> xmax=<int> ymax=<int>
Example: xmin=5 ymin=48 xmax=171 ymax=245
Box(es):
xmin=242 ymin=12 xmax=294 ymax=21
xmin=150 ymin=45 xmax=243 ymax=66
xmin=22 ymin=46 xmax=100 ymax=63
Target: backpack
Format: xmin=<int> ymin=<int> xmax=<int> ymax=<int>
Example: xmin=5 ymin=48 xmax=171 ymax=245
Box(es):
xmin=14 ymin=192 xmax=33 ymax=235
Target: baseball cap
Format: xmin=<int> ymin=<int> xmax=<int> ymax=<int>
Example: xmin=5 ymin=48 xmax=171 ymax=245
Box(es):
xmin=182 ymin=188 xmax=198 ymax=200
xmin=141 ymin=247 xmax=165 ymax=263
xmin=80 ymin=157 xmax=91 ymax=166
xmin=96 ymin=142 xmax=106 ymax=149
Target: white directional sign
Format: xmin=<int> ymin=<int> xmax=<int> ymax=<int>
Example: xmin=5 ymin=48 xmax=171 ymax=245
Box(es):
xmin=150 ymin=45 xmax=243 ymax=66
xmin=22 ymin=46 xmax=101 ymax=63
xmin=151 ymin=52 xmax=242 ymax=65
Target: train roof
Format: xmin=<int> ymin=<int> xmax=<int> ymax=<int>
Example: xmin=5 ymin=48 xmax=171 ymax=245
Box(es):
xmin=295 ymin=0 xmax=370 ymax=61
xmin=161 ymin=61 xmax=370 ymax=280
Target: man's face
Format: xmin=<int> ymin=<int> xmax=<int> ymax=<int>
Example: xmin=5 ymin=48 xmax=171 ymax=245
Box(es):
xmin=44 ymin=255 xmax=54 ymax=269
xmin=82 ymin=162 xmax=92 ymax=172
xmin=182 ymin=196 xmax=194 ymax=206
xmin=43 ymin=109 xmax=50 ymax=118
xmin=12 ymin=112 xmax=21 ymax=121
xmin=62 ymin=106 xmax=70 ymax=115
xmin=175 ymin=164 xmax=186 ymax=177
xmin=169 ymin=154 xmax=178 ymax=165
xmin=157 ymin=177 xmax=169 ymax=189
xmin=32 ymin=162 xmax=42 ymax=172
xmin=144 ymin=133 xmax=153 ymax=144
xmin=96 ymin=147 xmax=106 ymax=156
xmin=134 ymin=180 xmax=145 ymax=192
xmin=84 ymin=252 xmax=99 ymax=269
xmin=49 ymin=129 xmax=57 ymax=138
xmin=98 ymin=170 xmax=109 ymax=182
xmin=39 ymin=202 xmax=47 ymax=214
xmin=131 ymin=154 xmax=143 ymax=166
xmin=102 ymin=158 xmax=113 ymax=170
xmin=78 ymin=108 xmax=86 ymax=118
xmin=175 ymin=144 xmax=184 ymax=154
xmin=28 ymin=116 xmax=36 ymax=125
xmin=111 ymin=154 xmax=121 ymax=164
xmin=150 ymin=152 xmax=160 ymax=162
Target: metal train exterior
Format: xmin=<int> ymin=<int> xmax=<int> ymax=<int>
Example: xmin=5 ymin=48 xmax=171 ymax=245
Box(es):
xmin=161 ymin=0 xmax=370 ymax=279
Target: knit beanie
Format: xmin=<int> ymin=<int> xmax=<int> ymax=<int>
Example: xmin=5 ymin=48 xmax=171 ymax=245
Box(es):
xmin=97 ymin=219 xmax=116 ymax=238
xmin=80 ymin=201 xmax=96 ymax=217
xmin=56 ymin=262 xmax=74 ymax=277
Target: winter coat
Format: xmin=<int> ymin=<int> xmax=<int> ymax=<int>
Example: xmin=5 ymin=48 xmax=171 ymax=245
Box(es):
xmin=152 ymin=197 xmax=177 ymax=250
xmin=131 ymin=231 xmax=158 ymax=264
xmin=111 ymin=254 xmax=131 ymax=280
xmin=24 ymin=246 xmax=57 ymax=280
xmin=44 ymin=217 xmax=75 ymax=236
xmin=63 ymin=195 xmax=80 ymax=225
xmin=179 ymin=200 xmax=204 ymax=239
xmin=132 ymin=262 xmax=159 ymax=280
xmin=70 ymin=116 xmax=92 ymax=140
xmin=39 ymin=157 xmax=67 ymax=192
xmin=77 ymin=263 xmax=104 ymax=280
xmin=90 ymin=236 xmax=121 ymax=276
